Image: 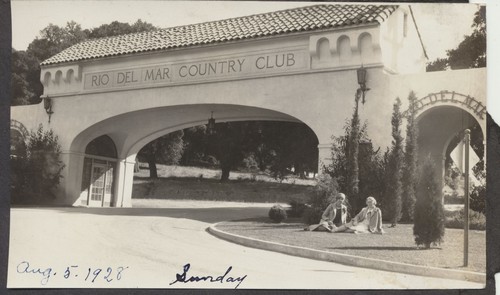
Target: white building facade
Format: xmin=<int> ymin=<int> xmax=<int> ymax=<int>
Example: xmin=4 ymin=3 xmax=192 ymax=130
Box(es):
xmin=10 ymin=4 xmax=486 ymax=207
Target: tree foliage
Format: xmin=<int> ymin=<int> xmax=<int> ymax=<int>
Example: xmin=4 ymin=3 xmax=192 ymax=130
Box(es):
xmin=302 ymin=174 xmax=339 ymax=225
xmin=137 ymin=130 xmax=184 ymax=179
xmin=85 ymin=19 xmax=157 ymax=39
xmin=413 ymin=158 xmax=445 ymax=248
xmin=426 ymin=6 xmax=486 ymax=71
xmin=401 ymin=92 xmax=419 ymax=222
xmin=11 ymin=125 xmax=65 ymax=204
xmin=324 ymin=119 xmax=385 ymax=217
xmin=178 ymin=121 xmax=318 ymax=182
xmin=27 ymin=21 xmax=87 ymax=62
xmin=346 ymin=101 xmax=361 ymax=199
xmin=206 ymin=122 xmax=262 ymax=181
xmin=11 ymin=49 xmax=40 ymax=105
xmin=12 ymin=20 xmax=158 ymax=106
xmin=384 ymin=98 xmax=404 ymax=225
xmin=179 ymin=125 xmax=218 ymax=168
xmin=257 ymin=122 xmax=318 ymax=179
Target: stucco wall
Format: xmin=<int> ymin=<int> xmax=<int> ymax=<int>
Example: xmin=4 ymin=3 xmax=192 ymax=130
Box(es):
xmin=10 ymin=6 xmax=486 ymax=207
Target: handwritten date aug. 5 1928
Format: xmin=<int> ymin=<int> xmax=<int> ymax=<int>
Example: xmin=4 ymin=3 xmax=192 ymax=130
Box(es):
xmin=16 ymin=261 xmax=129 ymax=285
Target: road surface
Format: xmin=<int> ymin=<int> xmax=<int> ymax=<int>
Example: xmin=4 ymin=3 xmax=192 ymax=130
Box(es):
xmin=8 ymin=201 xmax=483 ymax=289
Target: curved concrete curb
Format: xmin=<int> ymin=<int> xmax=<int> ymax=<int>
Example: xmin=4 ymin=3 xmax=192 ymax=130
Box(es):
xmin=208 ymin=223 xmax=486 ymax=284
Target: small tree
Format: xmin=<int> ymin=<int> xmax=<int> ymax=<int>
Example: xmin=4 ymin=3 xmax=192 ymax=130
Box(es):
xmin=138 ymin=130 xmax=184 ymax=179
xmin=414 ymin=158 xmax=445 ymax=249
xmin=346 ymin=98 xmax=361 ymax=200
xmin=385 ymin=98 xmax=404 ymax=226
xmin=324 ymin=119 xmax=384 ymax=216
xmin=13 ymin=125 xmax=65 ymax=204
xmin=303 ymin=174 xmax=339 ymax=225
xmin=401 ymin=92 xmax=419 ymax=222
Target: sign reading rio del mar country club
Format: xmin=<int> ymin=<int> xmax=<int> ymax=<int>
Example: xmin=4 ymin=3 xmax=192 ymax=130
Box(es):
xmin=83 ymin=49 xmax=307 ymax=90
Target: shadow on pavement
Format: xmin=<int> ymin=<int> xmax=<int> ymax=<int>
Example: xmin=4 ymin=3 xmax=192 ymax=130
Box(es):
xmin=327 ymin=246 xmax=426 ymax=251
xmin=13 ymin=206 xmax=269 ymax=224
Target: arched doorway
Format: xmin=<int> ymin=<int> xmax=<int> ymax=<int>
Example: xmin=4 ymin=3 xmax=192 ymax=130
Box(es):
xmin=80 ymin=135 xmax=118 ymax=207
xmin=10 ymin=119 xmax=28 ymax=159
xmin=416 ymin=105 xmax=484 ymax=189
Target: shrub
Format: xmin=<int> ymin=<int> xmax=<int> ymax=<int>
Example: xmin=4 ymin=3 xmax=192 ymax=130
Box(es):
xmin=241 ymin=153 xmax=260 ymax=172
xmin=11 ymin=125 xmax=65 ymax=205
xmin=269 ymin=205 xmax=287 ymax=223
xmin=413 ymin=158 xmax=445 ymax=248
xmin=287 ymin=200 xmax=308 ymax=218
xmin=445 ymin=209 xmax=485 ymax=231
xmin=470 ymin=183 xmax=485 ymax=213
xmin=444 ymin=191 xmax=463 ymax=205
xmin=302 ymin=174 xmax=338 ymax=225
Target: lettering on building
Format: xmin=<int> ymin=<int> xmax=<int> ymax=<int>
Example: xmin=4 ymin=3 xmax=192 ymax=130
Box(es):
xmin=404 ymin=91 xmax=486 ymax=120
xmin=84 ymin=50 xmax=305 ymax=91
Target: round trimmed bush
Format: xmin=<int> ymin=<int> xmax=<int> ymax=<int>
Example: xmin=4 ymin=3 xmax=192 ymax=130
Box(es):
xmin=269 ymin=205 xmax=287 ymax=223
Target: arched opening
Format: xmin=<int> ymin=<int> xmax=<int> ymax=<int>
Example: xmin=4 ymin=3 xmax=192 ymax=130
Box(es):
xmin=358 ymin=33 xmax=373 ymax=62
xmin=69 ymin=104 xmax=323 ymax=207
xmin=416 ymin=105 xmax=484 ymax=206
xmin=66 ymin=69 xmax=74 ymax=83
xmin=55 ymin=70 xmax=63 ymax=84
xmin=337 ymin=35 xmax=351 ymax=61
xmin=80 ymin=135 xmax=118 ymax=207
xmin=317 ymin=38 xmax=331 ymax=61
xmin=132 ymin=120 xmax=319 ymax=206
xmin=10 ymin=128 xmax=28 ymax=202
xmin=10 ymin=129 xmax=27 ymax=159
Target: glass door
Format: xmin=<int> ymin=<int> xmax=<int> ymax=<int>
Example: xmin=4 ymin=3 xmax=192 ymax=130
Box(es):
xmin=88 ymin=163 xmax=107 ymax=207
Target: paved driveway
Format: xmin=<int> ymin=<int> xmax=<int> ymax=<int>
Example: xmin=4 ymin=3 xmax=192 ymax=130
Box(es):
xmin=8 ymin=202 xmax=483 ymax=289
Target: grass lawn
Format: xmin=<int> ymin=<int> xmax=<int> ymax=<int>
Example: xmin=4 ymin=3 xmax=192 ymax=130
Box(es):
xmin=216 ymin=217 xmax=486 ymax=273
xmin=134 ymin=164 xmax=316 ymax=185
xmin=133 ymin=177 xmax=314 ymax=203
xmin=133 ymin=165 xmax=315 ymax=203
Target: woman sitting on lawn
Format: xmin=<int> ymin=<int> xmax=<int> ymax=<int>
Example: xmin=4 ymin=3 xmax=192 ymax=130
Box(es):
xmin=305 ymin=193 xmax=347 ymax=231
xmin=330 ymin=196 xmax=384 ymax=234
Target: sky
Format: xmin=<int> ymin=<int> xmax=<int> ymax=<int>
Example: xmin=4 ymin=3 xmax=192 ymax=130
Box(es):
xmin=11 ymin=1 xmax=479 ymax=61
xmin=10 ymin=1 xmax=500 ymax=121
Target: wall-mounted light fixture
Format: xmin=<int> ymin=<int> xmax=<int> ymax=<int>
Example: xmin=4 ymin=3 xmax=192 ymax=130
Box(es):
xmin=43 ymin=96 xmax=54 ymax=123
xmin=207 ymin=111 xmax=216 ymax=135
xmin=356 ymin=66 xmax=370 ymax=104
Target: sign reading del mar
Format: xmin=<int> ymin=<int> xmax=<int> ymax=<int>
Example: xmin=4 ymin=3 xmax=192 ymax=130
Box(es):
xmin=83 ymin=50 xmax=308 ymax=90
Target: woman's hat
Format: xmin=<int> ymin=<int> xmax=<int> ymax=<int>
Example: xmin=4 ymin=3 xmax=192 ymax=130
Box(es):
xmin=366 ymin=196 xmax=377 ymax=205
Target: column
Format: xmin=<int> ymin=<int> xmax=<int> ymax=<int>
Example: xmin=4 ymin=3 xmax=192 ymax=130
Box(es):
xmin=114 ymin=157 xmax=136 ymax=207
xmin=317 ymin=143 xmax=332 ymax=174
xmin=60 ymin=151 xmax=86 ymax=206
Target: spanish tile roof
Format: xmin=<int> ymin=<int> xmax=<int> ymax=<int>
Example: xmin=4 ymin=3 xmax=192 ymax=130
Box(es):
xmin=41 ymin=4 xmax=397 ymax=66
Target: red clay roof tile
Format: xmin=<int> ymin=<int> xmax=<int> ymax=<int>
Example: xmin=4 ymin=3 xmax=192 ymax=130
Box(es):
xmin=41 ymin=4 xmax=397 ymax=66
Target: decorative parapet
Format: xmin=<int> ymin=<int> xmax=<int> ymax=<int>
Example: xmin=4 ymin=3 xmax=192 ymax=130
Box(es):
xmin=40 ymin=65 xmax=82 ymax=95
xmin=309 ymin=27 xmax=382 ymax=70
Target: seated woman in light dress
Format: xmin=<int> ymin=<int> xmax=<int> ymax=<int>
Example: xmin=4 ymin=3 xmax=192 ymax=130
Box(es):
xmin=305 ymin=193 xmax=347 ymax=231
xmin=330 ymin=196 xmax=384 ymax=234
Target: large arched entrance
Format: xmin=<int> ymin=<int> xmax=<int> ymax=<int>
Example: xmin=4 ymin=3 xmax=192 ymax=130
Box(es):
xmin=69 ymin=104 xmax=319 ymax=207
